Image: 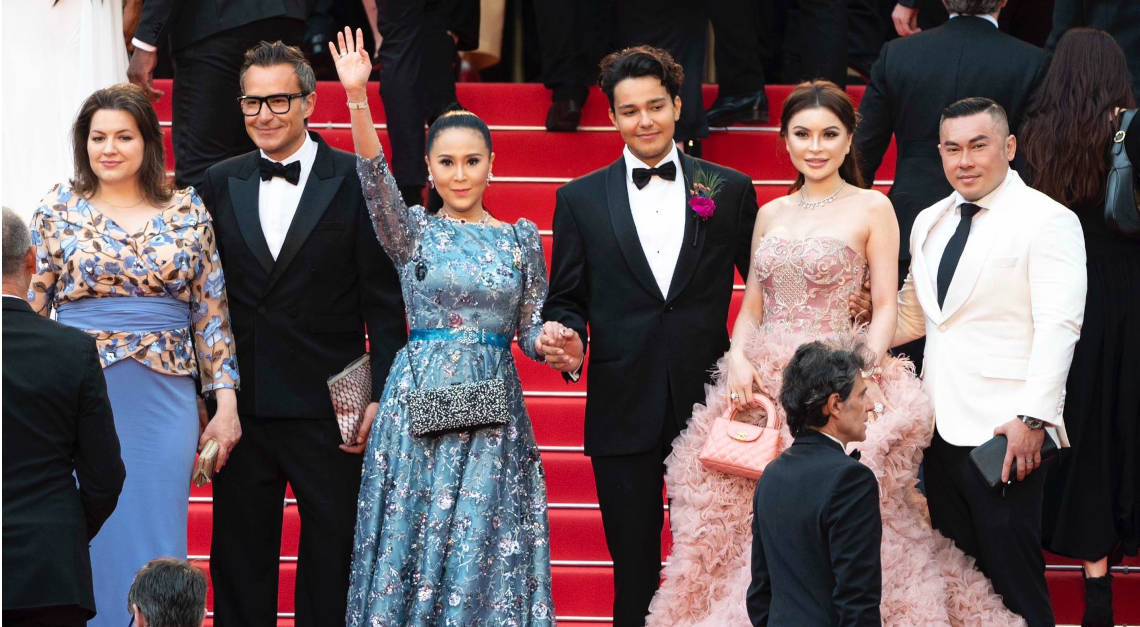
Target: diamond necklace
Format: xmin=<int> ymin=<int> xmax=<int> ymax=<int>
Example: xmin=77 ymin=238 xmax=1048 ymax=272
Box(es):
xmin=441 ymin=208 xmax=491 ymax=224
xmin=797 ymin=181 xmax=846 ymax=209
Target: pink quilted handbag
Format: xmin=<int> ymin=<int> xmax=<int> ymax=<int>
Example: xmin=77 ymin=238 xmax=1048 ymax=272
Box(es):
xmin=699 ymin=393 xmax=783 ymax=480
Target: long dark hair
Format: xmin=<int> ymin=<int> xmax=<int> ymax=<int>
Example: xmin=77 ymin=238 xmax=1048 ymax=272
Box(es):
xmin=1021 ymin=28 xmax=1135 ymax=208
xmin=779 ymin=80 xmax=866 ymax=193
xmin=71 ymin=83 xmax=171 ymax=205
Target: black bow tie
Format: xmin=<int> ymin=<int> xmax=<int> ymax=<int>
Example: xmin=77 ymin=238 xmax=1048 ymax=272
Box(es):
xmin=631 ymin=161 xmax=677 ymax=190
xmin=849 ymin=450 xmax=862 ymax=461
xmin=259 ymin=158 xmax=301 ymax=185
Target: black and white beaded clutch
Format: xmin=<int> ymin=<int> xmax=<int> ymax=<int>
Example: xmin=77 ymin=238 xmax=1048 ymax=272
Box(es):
xmin=407 ymin=377 xmax=511 ymax=437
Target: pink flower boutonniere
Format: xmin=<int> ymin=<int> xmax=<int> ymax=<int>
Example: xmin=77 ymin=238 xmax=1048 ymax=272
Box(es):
xmin=688 ymin=167 xmax=725 ymax=245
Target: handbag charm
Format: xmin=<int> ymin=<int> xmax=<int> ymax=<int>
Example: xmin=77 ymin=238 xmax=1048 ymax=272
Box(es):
xmin=699 ymin=393 xmax=784 ymax=480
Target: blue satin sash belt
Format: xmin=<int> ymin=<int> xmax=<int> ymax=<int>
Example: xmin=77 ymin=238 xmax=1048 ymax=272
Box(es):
xmin=408 ymin=327 xmax=511 ymax=349
xmin=56 ymin=297 xmax=190 ymax=333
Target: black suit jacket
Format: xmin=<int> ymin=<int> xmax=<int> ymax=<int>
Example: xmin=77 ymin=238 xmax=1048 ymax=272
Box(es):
xmin=2 ymin=298 xmax=125 ymax=616
xmin=855 ymin=16 xmax=1046 ymax=260
xmin=134 ymin=0 xmax=310 ymax=51
xmin=199 ymin=132 xmax=406 ymax=420
xmin=545 ymin=154 xmax=758 ymax=456
xmin=747 ymin=430 xmax=882 ymax=626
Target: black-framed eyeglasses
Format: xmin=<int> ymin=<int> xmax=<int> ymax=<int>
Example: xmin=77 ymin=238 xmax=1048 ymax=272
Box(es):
xmin=238 ymin=92 xmax=308 ymax=116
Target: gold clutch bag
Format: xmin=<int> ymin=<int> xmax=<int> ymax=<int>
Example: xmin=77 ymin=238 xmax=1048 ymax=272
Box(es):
xmin=192 ymin=439 xmax=220 ymax=488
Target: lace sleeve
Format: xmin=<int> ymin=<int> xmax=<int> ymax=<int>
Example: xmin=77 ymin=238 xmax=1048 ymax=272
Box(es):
xmin=356 ymin=152 xmax=426 ymax=267
xmin=514 ymin=219 xmax=548 ymax=362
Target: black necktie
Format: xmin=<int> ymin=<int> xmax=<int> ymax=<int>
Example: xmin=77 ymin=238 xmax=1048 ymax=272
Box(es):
xmin=935 ymin=202 xmax=983 ymax=307
xmin=631 ymin=160 xmax=677 ymax=190
xmin=259 ymin=158 xmax=301 ymax=185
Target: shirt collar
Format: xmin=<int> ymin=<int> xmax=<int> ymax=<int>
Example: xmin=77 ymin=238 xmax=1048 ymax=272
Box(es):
xmin=1 ymin=293 xmax=25 ymax=300
xmin=949 ymin=13 xmax=999 ymax=28
xmin=260 ymin=132 xmax=317 ymax=166
xmin=818 ymin=431 xmax=846 ymax=449
xmin=949 ymin=167 xmax=1014 ymax=214
xmin=623 ymin=144 xmax=681 ymax=186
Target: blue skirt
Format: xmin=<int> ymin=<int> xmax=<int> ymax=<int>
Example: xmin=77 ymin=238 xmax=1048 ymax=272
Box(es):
xmin=58 ymin=297 xmax=198 ymax=626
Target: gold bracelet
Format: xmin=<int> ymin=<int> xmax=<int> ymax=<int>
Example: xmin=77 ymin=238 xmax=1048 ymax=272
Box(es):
xmin=347 ymin=100 xmax=369 ymax=110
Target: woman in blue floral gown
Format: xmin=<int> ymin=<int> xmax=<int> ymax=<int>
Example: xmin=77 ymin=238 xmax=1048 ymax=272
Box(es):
xmin=331 ymin=29 xmax=555 ymax=625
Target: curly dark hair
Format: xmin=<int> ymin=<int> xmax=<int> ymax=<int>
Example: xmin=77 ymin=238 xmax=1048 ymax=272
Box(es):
xmin=1021 ymin=28 xmax=1135 ymax=208
xmin=780 ymin=341 xmax=867 ymax=437
xmin=598 ymin=45 xmax=684 ymax=111
xmin=70 ymin=83 xmax=171 ymax=206
xmin=779 ymin=80 xmax=866 ymax=193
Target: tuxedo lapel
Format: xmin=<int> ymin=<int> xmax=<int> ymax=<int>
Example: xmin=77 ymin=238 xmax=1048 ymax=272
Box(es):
xmin=606 ymin=158 xmax=664 ymax=300
xmin=665 ymin=154 xmax=705 ymax=303
xmin=266 ymin=136 xmax=343 ymax=290
xmin=940 ymin=176 xmax=1021 ymax=318
xmin=227 ymin=157 xmax=275 ymax=275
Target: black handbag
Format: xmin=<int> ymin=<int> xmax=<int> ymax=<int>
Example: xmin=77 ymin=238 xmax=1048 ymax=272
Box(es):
xmin=1105 ymin=109 xmax=1140 ymax=238
xmin=969 ymin=434 xmax=1059 ymax=491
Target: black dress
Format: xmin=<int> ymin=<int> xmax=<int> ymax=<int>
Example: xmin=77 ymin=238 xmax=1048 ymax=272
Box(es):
xmin=1042 ymin=115 xmax=1140 ymax=561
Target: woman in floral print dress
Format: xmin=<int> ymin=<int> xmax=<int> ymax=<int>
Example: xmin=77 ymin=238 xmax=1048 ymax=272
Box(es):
xmin=28 ymin=84 xmax=239 ymax=627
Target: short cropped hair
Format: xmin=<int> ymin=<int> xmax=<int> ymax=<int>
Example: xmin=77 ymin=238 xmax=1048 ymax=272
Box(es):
xmin=239 ymin=40 xmax=316 ymax=95
xmin=940 ymin=96 xmax=1010 ymax=137
xmin=598 ymin=45 xmax=684 ymax=111
xmin=127 ymin=558 xmax=207 ymax=627
xmin=2 ymin=207 xmax=31 ymax=276
xmin=943 ymin=0 xmax=1004 ymax=15
xmin=780 ymin=342 xmax=867 ymax=437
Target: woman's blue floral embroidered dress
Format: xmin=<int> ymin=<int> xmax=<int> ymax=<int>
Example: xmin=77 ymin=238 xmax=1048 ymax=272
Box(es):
xmin=346 ymin=153 xmax=554 ymax=626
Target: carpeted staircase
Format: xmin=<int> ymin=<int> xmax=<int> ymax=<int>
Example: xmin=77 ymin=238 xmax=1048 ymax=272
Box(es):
xmin=154 ymin=79 xmax=1138 ymax=626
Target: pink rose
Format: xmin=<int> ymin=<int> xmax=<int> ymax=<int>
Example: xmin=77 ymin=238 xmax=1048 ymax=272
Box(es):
xmin=689 ymin=196 xmax=716 ymax=220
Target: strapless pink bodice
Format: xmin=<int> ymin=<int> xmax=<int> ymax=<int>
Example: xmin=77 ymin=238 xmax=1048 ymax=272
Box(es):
xmin=752 ymin=236 xmax=868 ymax=337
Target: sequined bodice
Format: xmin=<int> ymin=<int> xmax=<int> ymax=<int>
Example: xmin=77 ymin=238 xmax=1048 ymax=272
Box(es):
xmin=752 ymin=236 xmax=868 ymax=337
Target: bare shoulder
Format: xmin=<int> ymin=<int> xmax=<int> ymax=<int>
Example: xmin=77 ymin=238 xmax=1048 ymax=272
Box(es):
xmin=756 ymin=194 xmax=795 ymax=231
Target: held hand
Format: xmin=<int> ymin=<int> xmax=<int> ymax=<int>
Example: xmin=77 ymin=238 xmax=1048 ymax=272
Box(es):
xmin=329 ymin=26 xmax=373 ymax=95
xmin=126 ymin=48 xmax=163 ymax=101
xmin=892 ymin=4 xmax=921 ymax=37
xmin=542 ymin=325 xmax=584 ymax=372
xmin=340 ymin=401 xmax=379 ymax=454
xmin=995 ymin=418 xmax=1047 ymax=483
xmin=200 ymin=408 xmax=241 ymax=473
xmin=537 ymin=321 xmax=570 ymax=352
xmin=726 ymin=349 xmax=765 ymax=410
xmin=849 ymin=277 xmax=873 ymax=324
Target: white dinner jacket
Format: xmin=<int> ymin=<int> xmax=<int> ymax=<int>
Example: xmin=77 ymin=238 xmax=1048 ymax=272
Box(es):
xmin=895 ymin=170 xmax=1086 ymax=448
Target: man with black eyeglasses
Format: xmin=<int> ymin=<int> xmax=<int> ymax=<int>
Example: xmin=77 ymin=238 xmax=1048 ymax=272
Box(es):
xmin=196 ymin=41 xmax=405 ymax=627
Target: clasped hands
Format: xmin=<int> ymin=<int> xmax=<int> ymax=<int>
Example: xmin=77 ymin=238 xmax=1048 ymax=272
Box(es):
xmin=535 ymin=321 xmax=584 ymax=373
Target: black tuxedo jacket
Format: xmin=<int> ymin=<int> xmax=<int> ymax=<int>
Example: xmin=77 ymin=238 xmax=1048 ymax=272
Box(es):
xmin=747 ymin=430 xmax=882 ymax=626
xmin=2 ymin=298 xmax=125 ymax=616
xmin=855 ymin=15 xmax=1046 ymax=261
xmin=134 ymin=0 xmax=309 ymax=51
xmin=545 ymin=153 xmax=758 ymax=456
xmin=199 ymin=132 xmax=405 ymax=420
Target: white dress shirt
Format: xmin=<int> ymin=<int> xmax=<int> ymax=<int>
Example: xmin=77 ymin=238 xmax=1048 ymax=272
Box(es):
xmin=623 ymin=145 xmax=686 ymax=298
xmin=922 ymin=168 xmax=1014 ymax=299
xmin=948 ymin=13 xmax=999 ymax=27
xmin=259 ymin=133 xmax=318 ymax=260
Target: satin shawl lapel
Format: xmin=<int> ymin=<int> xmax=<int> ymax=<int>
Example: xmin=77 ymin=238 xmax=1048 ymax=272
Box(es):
xmin=940 ymin=176 xmax=1019 ymax=318
xmin=665 ymin=153 xmax=704 ymax=303
xmin=227 ymin=156 xmax=274 ymax=275
xmin=267 ymin=136 xmax=344 ymax=290
xmin=606 ymin=158 xmax=664 ymax=300
xmin=908 ymin=198 xmax=953 ymax=321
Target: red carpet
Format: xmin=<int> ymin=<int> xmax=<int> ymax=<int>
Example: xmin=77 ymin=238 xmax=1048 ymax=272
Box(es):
xmin=155 ymin=79 xmax=1139 ymax=625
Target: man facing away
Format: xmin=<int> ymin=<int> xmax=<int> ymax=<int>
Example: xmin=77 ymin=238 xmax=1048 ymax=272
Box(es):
xmin=540 ymin=45 xmax=758 ymax=626
xmin=893 ymin=97 xmax=1086 ymax=626
xmin=196 ymin=41 xmax=406 ymax=626
xmin=748 ymin=341 xmax=881 ymax=627
xmin=2 ymin=207 xmax=126 ymax=627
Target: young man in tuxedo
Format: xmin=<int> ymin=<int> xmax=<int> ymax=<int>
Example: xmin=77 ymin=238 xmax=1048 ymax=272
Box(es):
xmin=893 ymin=98 xmax=1086 ymax=626
xmin=748 ymin=341 xmax=881 ymax=627
xmin=196 ymin=42 xmax=405 ymax=627
xmin=2 ymin=208 xmax=125 ymax=627
xmin=539 ymin=45 xmax=758 ymax=626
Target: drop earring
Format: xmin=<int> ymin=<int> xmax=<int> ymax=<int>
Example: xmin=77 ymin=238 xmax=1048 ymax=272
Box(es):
xmin=487 ymin=171 xmax=493 ymax=187
xmin=427 ymin=174 xmax=435 ymax=189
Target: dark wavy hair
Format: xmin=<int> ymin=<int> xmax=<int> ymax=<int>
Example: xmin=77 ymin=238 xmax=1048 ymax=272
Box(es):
xmin=779 ymin=80 xmax=866 ymax=193
xmin=598 ymin=45 xmax=684 ymax=110
xmin=780 ymin=341 xmax=867 ymax=437
xmin=1021 ymin=28 xmax=1135 ymax=208
xmin=70 ymin=83 xmax=171 ymax=205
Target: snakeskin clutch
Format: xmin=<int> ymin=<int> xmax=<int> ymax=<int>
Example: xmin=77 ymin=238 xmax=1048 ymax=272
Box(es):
xmin=327 ymin=354 xmax=372 ymax=444
xmin=407 ymin=377 xmax=511 ymax=437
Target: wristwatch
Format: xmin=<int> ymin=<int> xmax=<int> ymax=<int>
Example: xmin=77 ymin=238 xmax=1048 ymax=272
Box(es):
xmin=1018 ymin=415 xmax=1045 ymax=430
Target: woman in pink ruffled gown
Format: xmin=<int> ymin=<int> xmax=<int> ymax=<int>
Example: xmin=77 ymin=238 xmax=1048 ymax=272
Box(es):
xmin=645 ymin=81 xmax=1024 ymax=626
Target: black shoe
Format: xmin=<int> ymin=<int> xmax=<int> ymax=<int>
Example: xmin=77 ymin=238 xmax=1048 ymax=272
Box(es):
xmin=545 ymin=99 xmax=583 ymax=132
xmin=1082 ymin=573 xmax=1114 ymax=627
xmin=706 ymin=90 xmax=770 ymax=127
